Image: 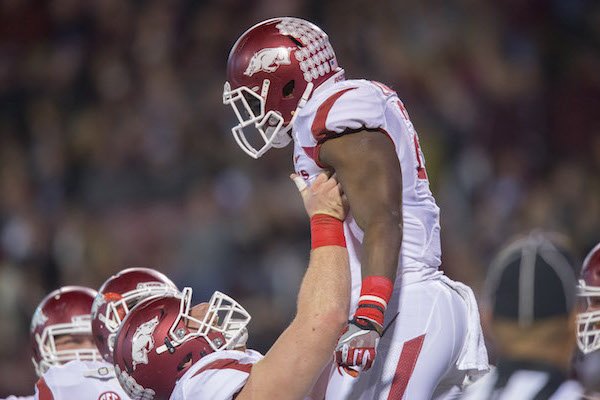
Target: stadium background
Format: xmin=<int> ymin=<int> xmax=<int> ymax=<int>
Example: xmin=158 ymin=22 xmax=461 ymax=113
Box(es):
xmin=0 ymin=0 xmax=599 ymax=395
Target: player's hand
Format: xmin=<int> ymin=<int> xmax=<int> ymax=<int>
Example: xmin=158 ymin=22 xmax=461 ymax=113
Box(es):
xmin=334 ymin=317 xmax=382 ymax=377
xmin=290 ymin=173 xmax=347 ymax=220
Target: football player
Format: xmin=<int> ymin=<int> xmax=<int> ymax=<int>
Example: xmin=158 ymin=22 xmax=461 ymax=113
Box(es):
xmin=223 ymin=17 xmax=489 ymax=399
xmin=30 ymin=286 xmax=130 ymax=399
xmin=575 ymin=242 xmax=600 ymax=398
xmin=91 ymin=267 xmax=180 ymax=363
xmin=112 ymin=173 xmax=351 ymax=400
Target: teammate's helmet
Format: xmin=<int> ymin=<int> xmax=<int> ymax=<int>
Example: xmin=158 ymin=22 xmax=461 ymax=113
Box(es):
xmin=577 ymin=243 xmax=600 ymax=354
xmin=113 ymin=288 xmax=251 ymax=400
xmin=91 ymin=267 xmax=179 ymax=363
xmin=30 ymin=286 xmax=101 ymax=376
xmin=223 ymin=17 xmax=344 ymax=159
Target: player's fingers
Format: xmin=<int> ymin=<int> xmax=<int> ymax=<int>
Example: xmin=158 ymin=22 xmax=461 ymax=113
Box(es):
xmin=364 ymin=357 xmax=373 ymax=371
xmin=312 ymin=172 xmax=328 ymax=189
xmin=290 ymin=173 xmax=307 ymax=193
xmin=326 ymin=172 xmax=338 ymax=183
xmin=319 ymin=174 xmax=339 ymax=192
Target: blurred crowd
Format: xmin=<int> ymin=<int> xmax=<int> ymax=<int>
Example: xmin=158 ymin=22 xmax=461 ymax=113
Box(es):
xmin=0 ymin=0 xmax=598 ymax=395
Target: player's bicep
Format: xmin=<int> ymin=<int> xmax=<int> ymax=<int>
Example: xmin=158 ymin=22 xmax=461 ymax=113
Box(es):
xmin=319 ymin=130 xmax=402 ymax=229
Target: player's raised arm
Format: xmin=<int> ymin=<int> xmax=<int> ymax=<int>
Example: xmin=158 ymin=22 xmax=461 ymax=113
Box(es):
xmin=320 ymin=131 xmax=402 ymax=281
xmin=236 ymin=173 xmax=351 ymax=400
xmin=319 ymin=130 xmax=402 ymax=374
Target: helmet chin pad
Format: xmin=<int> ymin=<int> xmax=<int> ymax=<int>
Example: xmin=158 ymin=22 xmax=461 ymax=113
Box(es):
xmin=269 ymin=124 xmax=292 ymax=148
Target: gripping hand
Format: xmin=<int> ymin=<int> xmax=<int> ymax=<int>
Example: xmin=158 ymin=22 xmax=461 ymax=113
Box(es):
xmin=334 ymin=317 xmax=382 ymax=377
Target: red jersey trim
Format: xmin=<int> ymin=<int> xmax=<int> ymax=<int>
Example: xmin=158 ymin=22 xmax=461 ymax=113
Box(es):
xmin=310 ymin=87 xmax=358 ymax=141
xmin=35 ymin=377 xmax=55 ymax=400
xmin=387 ymin=334 xmax=426 ymax=400
xmin=301 ymin=144 xmax=324 ymax=168
xmin=191 ymin=358 xmax=253 ymax=378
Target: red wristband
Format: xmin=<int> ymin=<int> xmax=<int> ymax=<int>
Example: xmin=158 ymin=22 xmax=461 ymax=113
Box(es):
xmin=310 ymin=214 xmax=346 ymax=249
xmin=355 ymin=276 xmax=394 ymax=327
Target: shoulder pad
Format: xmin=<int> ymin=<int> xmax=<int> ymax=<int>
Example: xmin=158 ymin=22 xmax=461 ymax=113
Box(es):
xmin=295 ymin=80 xmax=391 ymax=146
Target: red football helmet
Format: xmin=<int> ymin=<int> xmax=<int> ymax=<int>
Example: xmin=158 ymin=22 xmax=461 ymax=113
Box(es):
xmin=30 ymin=286 xmax=101 ymax=376
xmin=577 ymin=242 xmax=600 ymax=354
xmin=223 ymin=17 xmax=345 ymax=159
xmin=91 ymin=267 xmax=179 ymax=363
xmin=113 ymin=288 xmax=251 ymax=400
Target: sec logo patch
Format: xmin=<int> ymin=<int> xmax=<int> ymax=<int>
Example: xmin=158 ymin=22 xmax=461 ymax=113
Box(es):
xmin=99 ymin=392 xmax=121 ymax=400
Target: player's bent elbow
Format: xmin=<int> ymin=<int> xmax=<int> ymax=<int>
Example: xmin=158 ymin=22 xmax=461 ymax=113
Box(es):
xmin=315 ymin=307 xmax=348 ymax=337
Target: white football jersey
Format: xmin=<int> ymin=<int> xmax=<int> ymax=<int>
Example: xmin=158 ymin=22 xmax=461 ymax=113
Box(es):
xmin=293 ymin=79 xmax=442 ymax=300
xmin=34 ymin=360 xmax=130 ymax=400
xmin=170 ymin=349 xmax=263 ymax=400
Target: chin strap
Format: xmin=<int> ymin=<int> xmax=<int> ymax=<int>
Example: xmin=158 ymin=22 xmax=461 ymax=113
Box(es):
xmin=271 ymin=81 xmax=315 ymax=147
xmin=285 ymin=81 xmax=314 ymax=129
xmin=280 ymin=69 xmax=345 ymax=136
xmin=298 ymin=82 xmax=314 ymax=110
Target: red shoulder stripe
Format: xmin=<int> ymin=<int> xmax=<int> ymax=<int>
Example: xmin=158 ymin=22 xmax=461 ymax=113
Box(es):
xmin=192 ymin=358 xmax=253 ymax=378
xmin=301 ymin=145 xmax=321 ymax=163
xmin=311 ymin=88 xmax=357 ymax=141
xmin=35 ymin=377 xmax=55 ymax=400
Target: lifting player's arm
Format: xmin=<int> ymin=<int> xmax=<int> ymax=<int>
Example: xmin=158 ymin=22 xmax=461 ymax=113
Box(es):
xmin=319 ymin=130 xmax=403 ymax=375
xmin=236 ymin=174 xmax=351 ymax=400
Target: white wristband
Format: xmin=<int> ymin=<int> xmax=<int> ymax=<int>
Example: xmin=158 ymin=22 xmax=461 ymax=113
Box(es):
xmin=358 ymin=295 xmax=387 ymax=308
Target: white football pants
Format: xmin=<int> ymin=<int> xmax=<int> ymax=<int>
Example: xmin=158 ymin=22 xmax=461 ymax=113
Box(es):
xmin=325 ymin=277 xmax=469 ymax=400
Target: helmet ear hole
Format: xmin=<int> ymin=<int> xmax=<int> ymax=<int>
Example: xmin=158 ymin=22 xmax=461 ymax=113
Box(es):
xmin=176 ymin=352 xmax=193 ymax=372
xmin=282 ymin=80 xmax=295 ymax=98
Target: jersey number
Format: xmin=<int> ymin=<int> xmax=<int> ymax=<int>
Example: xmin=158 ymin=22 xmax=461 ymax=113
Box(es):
xmin=373 ymin=81 xmax=428 ymax=181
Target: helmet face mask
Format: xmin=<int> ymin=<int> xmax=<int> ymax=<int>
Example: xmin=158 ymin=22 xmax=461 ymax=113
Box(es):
xmin=577 ymin=243 xmax=600 ymax=355
xmin=156 ymin=288 xmax=251 ymax=354
xmin=34 ymin=316 xmax=100 ymax=375
xmin=224 ymin=17 xmax=344 ymax=159
xmin=577 ymin=280 xmax=600 ymax=354
xmin=100 ymin=282 xmax=181 ymax=334
xmin=223 ymin=79 xmax=306 ymax=159
xmin=30 ymin=286 xmax=101 ymax=376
